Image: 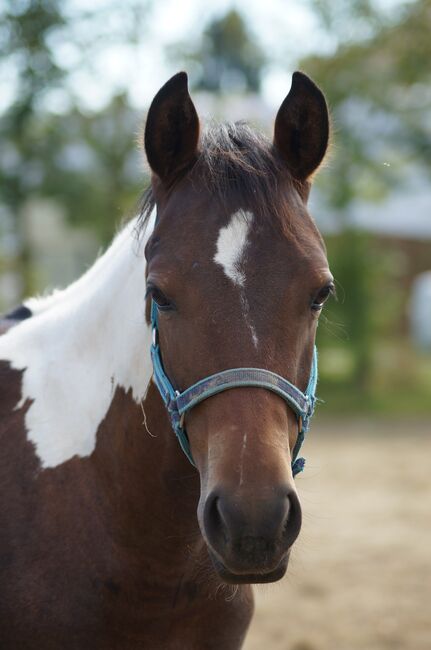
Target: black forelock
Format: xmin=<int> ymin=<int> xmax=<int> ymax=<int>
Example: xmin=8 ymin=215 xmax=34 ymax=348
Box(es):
xmin=137 ymin=121 xmax=302 ymax=236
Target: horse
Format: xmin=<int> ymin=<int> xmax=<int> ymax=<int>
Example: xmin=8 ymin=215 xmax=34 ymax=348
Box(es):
xmin=0 ymin=71 xmax=332 ymax=649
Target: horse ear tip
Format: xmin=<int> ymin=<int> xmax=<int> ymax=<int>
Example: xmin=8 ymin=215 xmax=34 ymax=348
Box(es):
xmin=292 ymin=71 xmax=316 ymax=90
xmin=290 ymin=71 xmax=327 ymax=108
xmin=168 ymin=71 xmax=189 ymax=90
xmin=150 ymin=72 xmax=190 ymax=108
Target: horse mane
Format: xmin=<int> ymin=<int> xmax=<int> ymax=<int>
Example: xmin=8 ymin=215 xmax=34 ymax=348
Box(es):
xmin=137 ymin=121 xmax=302 ymax=236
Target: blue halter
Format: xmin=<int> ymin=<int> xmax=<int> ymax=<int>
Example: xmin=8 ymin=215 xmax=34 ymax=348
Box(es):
xmin=150 ymin=301 xmax=318 ymax=476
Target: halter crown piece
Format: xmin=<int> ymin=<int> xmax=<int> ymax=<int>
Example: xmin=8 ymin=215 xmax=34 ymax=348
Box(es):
xmin=150 ymin=301 xmax=318 ymax=477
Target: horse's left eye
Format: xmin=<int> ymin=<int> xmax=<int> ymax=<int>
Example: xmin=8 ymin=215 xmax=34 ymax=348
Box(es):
xmin=146 ymin=286 xmax=174 ymax=311
xmin=311 ymin=282 xmax=335 ymax=311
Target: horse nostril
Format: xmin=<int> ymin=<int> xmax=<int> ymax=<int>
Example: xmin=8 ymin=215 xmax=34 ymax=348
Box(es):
xmin=203 ymin=491 xmax=228 ymax=548
xmin=204 ymin=487 xmax=302 ymax=553
xmin=282 ymin=488 xmax=302 ymax=548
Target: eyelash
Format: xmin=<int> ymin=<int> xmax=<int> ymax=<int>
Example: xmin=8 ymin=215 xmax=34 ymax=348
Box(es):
xmin=145 ymin=285 xmax=175 ymax=311
xmin=146 ymin=283 xmax=335 ymax=313
xmin=311 ymin=283 xmax=335 ymax=311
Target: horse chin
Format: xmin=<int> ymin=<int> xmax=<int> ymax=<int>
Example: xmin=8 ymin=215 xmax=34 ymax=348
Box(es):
xmin=209 ymin=551 xmax=290 ymax=585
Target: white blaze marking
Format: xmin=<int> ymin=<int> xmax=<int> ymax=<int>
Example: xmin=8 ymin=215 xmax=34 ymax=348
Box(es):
xmin=249 ymin=326 xmax=259 ymax=348
xmin=214 ymin=209 xmax=258 ymax=347
xmin=214 ymin=210 xmax=252 ymax=287
xmin=239 ymin=294 xmax=259 ymax=349
xmin=0 ymin=212 xmax=156 ymax=468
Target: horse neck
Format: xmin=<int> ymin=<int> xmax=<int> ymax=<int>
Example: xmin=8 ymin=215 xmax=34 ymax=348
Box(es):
xmin=1 ymin=214 xmax=204 ymax=564
xmin=0 ymin=217 xmax=154 ymax=468
xmin=91 ymin=380 xmax=202 ymax=553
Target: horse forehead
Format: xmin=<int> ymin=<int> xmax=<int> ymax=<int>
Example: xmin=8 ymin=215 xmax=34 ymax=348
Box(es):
xmin=156 ymin=190 xmax=324 ymax=279
xmin=211 ymin=207 xmax=320 ymax=278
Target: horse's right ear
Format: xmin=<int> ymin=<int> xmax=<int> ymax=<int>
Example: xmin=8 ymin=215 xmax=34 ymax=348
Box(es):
xmin=273 ymin=71 xmax=329 ymax=182
xmin=144 ymin=72 xmax=200 ymax=186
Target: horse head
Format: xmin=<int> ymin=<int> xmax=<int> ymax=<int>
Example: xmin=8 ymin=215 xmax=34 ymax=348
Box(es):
xmin=143 ymin=72 xmax=332 ymax=584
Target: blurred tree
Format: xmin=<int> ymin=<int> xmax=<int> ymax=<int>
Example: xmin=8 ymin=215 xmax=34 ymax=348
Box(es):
xmin=319 ymin=231 xmax=375 ymax=392
xmin=305 ymin=0 xmax=431 ymax=195
xmin=173 ymin=10 xmax=267 ymax=93
xmin=0 ymin=0 xmax=150 ymax=298
xmin=302 ymin=0 xmax=431 ymax=393
xmin=0 ymin=0 xmax=66 ymax=294
xmin=307 ymin=0 xmax=390 ymax=42
xmin=40 ymin=95 xmax=142 ymax=243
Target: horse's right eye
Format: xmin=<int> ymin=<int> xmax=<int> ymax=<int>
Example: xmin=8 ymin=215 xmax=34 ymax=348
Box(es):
xmin=146 ymin=285 xmax=175 ymax=311
xmin=311 ymin=282 xmax=335 ymax=311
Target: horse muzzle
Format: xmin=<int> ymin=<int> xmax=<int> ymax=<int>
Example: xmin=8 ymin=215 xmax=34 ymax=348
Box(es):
xmin=200 ymin=485 xmax=302 ymax=584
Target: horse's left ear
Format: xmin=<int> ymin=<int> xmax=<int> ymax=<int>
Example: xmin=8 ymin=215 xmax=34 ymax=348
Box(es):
xmin=144 ymin=72 xmax=200 ymax=185
xmin=273 ymin=71 xmax=329 ymax=182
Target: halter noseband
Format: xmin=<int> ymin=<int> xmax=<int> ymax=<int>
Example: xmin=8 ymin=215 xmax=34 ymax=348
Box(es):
xmin=150 ymin=301 xmax=318 ymax=476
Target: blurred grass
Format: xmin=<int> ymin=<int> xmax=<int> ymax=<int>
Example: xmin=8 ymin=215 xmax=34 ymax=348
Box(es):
xmin=317 ymin=340 xmax=431 ymax=416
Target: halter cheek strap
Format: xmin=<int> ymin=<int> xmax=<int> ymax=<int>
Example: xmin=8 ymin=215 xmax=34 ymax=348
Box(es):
xmin=150 ymin=301 xmax=318 ymax=477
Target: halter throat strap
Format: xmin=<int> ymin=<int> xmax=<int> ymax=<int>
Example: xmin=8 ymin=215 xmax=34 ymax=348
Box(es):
xmin=150 ymin=301 xmax=318 ymax=477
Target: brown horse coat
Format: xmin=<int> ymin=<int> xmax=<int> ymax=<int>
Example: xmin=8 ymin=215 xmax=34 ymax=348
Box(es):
xmin=0 ymin=71 xmax=331 ymax=649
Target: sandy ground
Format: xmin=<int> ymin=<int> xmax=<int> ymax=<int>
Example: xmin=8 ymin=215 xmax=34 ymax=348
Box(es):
xmin=243 ymin=419 xmax=431 ymax=650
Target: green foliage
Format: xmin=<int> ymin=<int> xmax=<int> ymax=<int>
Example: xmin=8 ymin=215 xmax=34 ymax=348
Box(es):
xmin=0 ymin=1 xmax=149 ymax=295
xmin=1 ymin=0 xmax=65 ymax=103
xmin=307 ymin=0 xmax=398 ymax=42
xmin=0 ymin=0 xmax=429 ymax=415
xmin=0 ymin=1 xmax=66 ymax=293
xmin=304 ymin=0 xmax=431 ymax=178
xmin=301 ymin=0 xmax=431 ymax=408
xmin=319 ymin=231 xmax=373 ymax=390
xmin=39 ymin=95 xmax=144 ymax=242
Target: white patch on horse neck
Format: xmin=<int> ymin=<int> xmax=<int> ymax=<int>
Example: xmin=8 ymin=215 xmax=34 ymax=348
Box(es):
xmin=214 ymin=210 xmax=258 ymax=347
xmin=0 ymin=212 xmax=156 ymax=468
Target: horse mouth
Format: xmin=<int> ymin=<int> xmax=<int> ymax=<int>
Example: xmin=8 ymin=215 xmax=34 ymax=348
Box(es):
xmin=209 ymin=550 xmax=290 ymax=585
